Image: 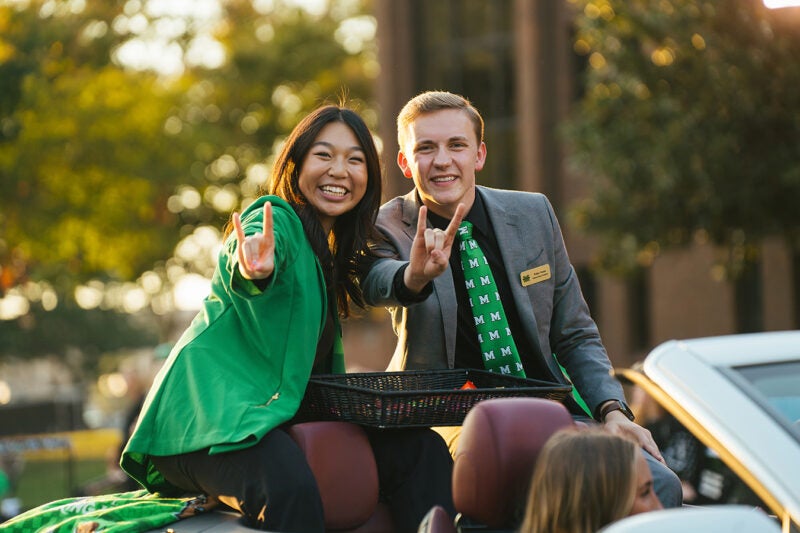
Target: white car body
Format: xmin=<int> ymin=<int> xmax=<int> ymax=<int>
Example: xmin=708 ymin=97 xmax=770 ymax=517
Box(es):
xmin=601 ymin=504 xmax=782 ymax=532
xmin=618 ymin=331 xmax=800 ymax=533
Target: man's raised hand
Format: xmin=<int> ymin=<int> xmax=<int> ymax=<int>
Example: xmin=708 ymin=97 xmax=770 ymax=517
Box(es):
xmin=403 ymin=203 xmax=466 ymax=293
xmin=233 ymin=202 xmax=275 ymax=280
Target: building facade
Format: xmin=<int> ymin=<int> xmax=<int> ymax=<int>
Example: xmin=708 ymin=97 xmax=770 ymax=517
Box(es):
xmin=345 ymin=0 xmax=799 ymax=371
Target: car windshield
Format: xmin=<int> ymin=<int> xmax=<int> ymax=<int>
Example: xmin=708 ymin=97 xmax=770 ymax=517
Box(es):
xmin=732 ymin=360 xmax=800 ymax=436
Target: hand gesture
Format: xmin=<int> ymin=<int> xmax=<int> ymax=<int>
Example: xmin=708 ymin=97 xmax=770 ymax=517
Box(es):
xmin=604 ymin=413 xmax=666 ymax=464
xmin=233 ymin=202 xmax=275 ymax=280
xmin=403 ymin=204 xmax=466 ymax=293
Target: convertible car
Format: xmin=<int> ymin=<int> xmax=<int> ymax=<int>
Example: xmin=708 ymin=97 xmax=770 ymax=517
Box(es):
xmin=157 ymin=331 xmax=799 ymax=533
xmin=7 ymin=332 xmax=797 ymax=532
xmin=614 ymin=330 xmax=800 ymax=533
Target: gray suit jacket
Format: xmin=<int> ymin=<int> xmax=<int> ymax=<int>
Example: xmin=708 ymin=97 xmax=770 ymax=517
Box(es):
xmin=362 ymin=186 xmax=626 ymax=417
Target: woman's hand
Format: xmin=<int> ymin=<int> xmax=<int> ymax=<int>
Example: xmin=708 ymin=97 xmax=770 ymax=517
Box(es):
xmin=233 ymin=202 xmax=275 ymax=280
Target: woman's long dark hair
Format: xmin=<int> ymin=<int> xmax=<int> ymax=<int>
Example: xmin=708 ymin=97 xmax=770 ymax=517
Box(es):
xmin=264 ymin=105 xmax=382 ymax=318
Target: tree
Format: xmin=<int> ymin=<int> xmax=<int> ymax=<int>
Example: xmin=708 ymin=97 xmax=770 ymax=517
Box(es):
xmin=0 ymin=0 xmax=378 ymax=358
xmin=0 ymin=1 xmax=197 ymax=291
xmin=563 ymin=0 xmax=800 ymax=280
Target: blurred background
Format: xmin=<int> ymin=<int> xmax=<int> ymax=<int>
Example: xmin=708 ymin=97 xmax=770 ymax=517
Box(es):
xmin=0 ymin=0 xmax=798 ymax=517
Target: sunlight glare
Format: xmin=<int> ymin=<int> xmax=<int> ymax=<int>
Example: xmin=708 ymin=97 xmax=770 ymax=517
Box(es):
xmin=98 ymin=372 xmax=129 ymax=398
xmin=335 ymin=16 xmax=376 ymax=54
xmin=140 ymin=271 xmax=163 ymax=294
xmin=115 ymin=38 xmax=185 ymax=76
xmin=0 ymin=293 xmax=29 ymax=321
xmin=286 ymin=0 xmax=328 ymax=17
xmin=145 ymin=0 xmax=221 ymax=20
xmin=0 ymin=381 xmax=10 ymax=405
xmin=75 ymin=283 xmax=104 ymax=310
xmin=186 ymin=34 xmax=226 ymax=70
xmin=41 ymin=287 xmax=58 ymax=311
xmin=174 ymin=273 xmax=211 ymax=311
xmin=764 ymin=0 xmax=800 ymax=6
xmin=122 ymin=286 xmax=148 ymax=313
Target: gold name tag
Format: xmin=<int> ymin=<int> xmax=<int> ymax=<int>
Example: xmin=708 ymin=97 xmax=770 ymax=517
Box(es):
xmin=520 ymin=265 xmax=551 ymax=287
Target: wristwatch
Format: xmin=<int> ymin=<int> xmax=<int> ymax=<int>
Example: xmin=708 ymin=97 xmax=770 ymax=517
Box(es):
xmin=599 ymin=400 xmax=635 ymax=422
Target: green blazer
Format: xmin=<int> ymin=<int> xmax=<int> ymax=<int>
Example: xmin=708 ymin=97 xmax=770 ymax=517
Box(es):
xmin=121 ymin=195 xmax=340 ymax=493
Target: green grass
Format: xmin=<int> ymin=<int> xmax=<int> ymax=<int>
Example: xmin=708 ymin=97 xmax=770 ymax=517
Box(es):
xmin=12 ymin=459 xmax=108 ymax=511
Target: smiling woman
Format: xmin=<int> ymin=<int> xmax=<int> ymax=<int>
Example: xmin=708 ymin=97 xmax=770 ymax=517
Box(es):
xmin=109 ymin=104 xmax=451 ymax=533
xmin=296 ymin=121 xmax=369 ymax=233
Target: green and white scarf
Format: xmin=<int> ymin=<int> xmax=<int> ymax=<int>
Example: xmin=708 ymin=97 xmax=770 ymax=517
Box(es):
xmin=0 ymin=490 xmax=215 ymax=533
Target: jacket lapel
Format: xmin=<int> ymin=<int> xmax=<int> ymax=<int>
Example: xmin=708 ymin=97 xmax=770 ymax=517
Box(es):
xmin=479 ymin=188 xmax=544 ymax=361
xmin=401 ymin=191 xmax=459 ymax=367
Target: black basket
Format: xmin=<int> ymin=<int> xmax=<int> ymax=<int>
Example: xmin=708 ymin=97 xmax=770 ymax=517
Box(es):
xmin=294 ymin=369 xmax=572 ymax=428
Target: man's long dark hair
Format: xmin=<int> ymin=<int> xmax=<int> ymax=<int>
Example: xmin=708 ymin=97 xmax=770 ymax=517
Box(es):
xmin=263 ymin=105 xmax=382 ymax=318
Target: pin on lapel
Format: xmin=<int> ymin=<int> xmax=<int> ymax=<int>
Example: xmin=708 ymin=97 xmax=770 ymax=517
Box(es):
xmin=520 ymin=264 xmax=551 ymax=287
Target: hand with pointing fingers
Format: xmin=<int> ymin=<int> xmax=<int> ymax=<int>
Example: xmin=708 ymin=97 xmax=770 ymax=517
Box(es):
xmin=233 ymin=202 xmax=275 ymax=280
xmin=403 ymin=203 xmax=467 ymax=293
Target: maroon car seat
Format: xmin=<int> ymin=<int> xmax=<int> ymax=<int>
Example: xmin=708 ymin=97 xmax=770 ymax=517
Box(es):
xmin=287 ymin=421 xmax=393 ymax=532
xmin=420 ymin=397 xmax=575 ymax=532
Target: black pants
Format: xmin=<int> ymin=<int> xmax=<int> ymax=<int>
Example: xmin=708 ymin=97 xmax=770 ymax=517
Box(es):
xmin=151 ymin=429 xmax=324 ymax=532
xmin=151 ymin=427 xmax=454 ymax=533
xmin=366 ymin=427 xmax=455 ymax=533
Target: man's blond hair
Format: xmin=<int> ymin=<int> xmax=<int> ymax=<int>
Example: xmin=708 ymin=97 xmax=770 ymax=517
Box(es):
xmin=397 ymin=91 xmax=484 ymax=149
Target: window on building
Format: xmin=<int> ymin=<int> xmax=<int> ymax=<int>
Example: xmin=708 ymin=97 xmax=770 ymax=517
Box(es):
xmin=410 ymin=0 xmax=515 ymax=189
xmin=628 ymin=267 xmax=651 ymax=352
xmin=735 ymin=260 xmax=763 ymax=333
xmin=575 ymin=265 xmax=599 ymax=323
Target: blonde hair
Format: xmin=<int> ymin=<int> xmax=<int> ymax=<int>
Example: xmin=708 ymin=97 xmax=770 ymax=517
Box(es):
xmin=519 ymin=428 xmax=639 ymax=533
xmin=396 ymin=91 xmax=484 ymax=149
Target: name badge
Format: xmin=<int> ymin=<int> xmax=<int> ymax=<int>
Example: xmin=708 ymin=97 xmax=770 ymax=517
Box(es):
xmin=520 ymin=265 xmax=551 ymax=287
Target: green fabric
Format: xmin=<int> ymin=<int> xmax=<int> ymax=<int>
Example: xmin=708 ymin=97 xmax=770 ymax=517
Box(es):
xmin=332 ymin=317 xmax=346 ymax=374
xmin=555 ymin=357 xmax=592 ymax=417
xmin=121 ymin=195 xmax=331 ymax=493
xmin=0 ymin=469 xmax=8 ymax=497
xmin=457 ymin=221 xmax=525 ymax=377
xmin=0 ymin=490 xmax=206 ymax=533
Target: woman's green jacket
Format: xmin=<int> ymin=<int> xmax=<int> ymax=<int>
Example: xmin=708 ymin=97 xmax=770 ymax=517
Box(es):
xmin=121 ymin=195 xmax=342 ymax=493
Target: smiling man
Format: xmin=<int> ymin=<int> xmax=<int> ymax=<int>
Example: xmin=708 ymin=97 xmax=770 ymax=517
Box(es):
xmin=362 ymin=90 xmax=683 ymax=510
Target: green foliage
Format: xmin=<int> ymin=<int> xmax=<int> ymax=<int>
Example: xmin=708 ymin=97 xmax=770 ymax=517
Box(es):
xmin=0 ymin=0 xmax=377 ymax=358
xmin=0 ymin=302 xmax=159 ymax=363
xmin=564 ymin=0 xmax=800 ymax=277
xmin=4 ymin=67 xmax=195 ymax=283
xmin=0 ymin=1 xmax=196 ymax=290
xmin=177 ymin=0 xmax=377 ymax=209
